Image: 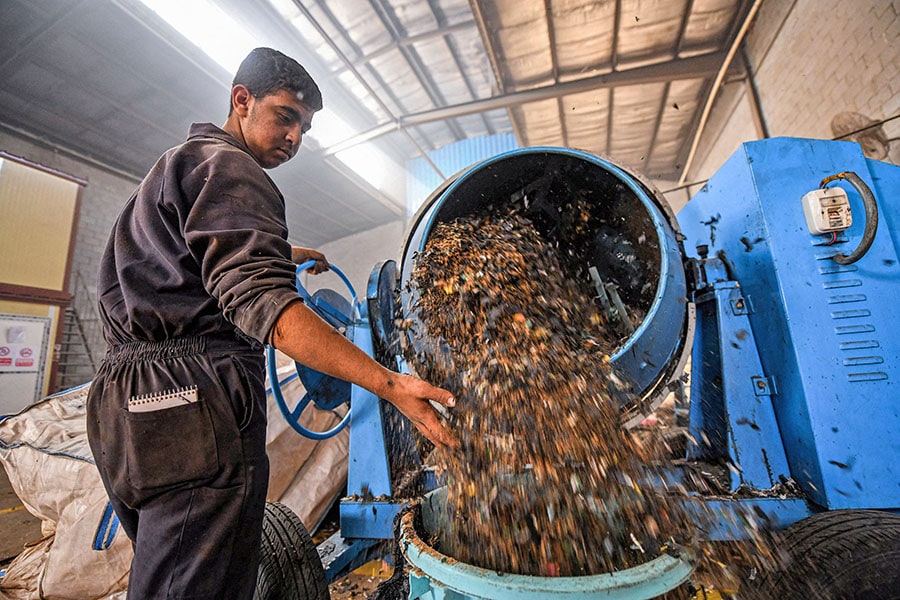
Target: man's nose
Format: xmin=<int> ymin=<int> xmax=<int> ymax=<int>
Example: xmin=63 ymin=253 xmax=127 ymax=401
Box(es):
xmin=286 ymin=125 xmax=302 ymax=148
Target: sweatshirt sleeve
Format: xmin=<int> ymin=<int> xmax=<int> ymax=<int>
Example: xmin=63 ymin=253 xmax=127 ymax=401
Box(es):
xmin=180 ymin=147 xmax=301 ymax=343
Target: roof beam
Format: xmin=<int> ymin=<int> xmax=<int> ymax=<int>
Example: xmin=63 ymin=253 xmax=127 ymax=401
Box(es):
xmin=468 ymin=0 xmax=525 ymax=145
xmin=677 ymin=0 xmax=763 ymax=184
xmin=644 ymin=0 xmax=694 ymax=166
xmin=323 ymin=51 xmax=726 ymax=156
xmin=543 ymin=0 xmax=568 ymax=148
xmin=610 ymin=0 xmax=622 ymax=69
xmin=673 ymin=0 xmax=695 ymax=56
xmin=422 ymin=0 xmax=494 ymax=136
xmin=644 ymin=82 xmax=671 ymax=167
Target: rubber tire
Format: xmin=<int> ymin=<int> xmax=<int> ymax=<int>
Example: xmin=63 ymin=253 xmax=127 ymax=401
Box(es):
xmin=749 ymin=509 xmax=900 ymax=600
xmin=254 ymin=502 xmax=330 ymax=600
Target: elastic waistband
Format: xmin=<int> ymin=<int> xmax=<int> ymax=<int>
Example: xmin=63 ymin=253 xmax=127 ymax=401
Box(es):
xmin=105 ymin=334 xmax=260 ymax=363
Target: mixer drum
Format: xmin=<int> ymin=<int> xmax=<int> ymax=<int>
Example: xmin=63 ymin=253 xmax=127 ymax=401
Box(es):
xmin=399 ymin=147 xmax=691 ymax=423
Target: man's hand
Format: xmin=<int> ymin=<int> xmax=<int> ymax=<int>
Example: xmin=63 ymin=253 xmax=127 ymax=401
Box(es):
xmin=379 ymin=374 xmax=459 ymax=449
xmin=291 ymin=246 xmax=330 ymax=274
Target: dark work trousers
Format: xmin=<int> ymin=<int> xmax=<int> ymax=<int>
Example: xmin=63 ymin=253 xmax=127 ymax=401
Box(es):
xmin=86 ymin=335 xmax=269 ymax=600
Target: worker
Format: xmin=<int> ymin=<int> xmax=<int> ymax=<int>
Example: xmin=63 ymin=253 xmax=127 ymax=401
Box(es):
xmin=85 ymin=47 xmax=456 ymax=599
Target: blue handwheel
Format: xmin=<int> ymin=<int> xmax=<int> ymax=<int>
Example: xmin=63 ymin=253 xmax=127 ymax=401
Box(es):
xmin=266 ymin=260 xmax=357 ymax=440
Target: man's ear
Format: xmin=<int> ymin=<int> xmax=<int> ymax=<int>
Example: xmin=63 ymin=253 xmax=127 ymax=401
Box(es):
xmin=231 ymin=84 xmax=252 ymax=117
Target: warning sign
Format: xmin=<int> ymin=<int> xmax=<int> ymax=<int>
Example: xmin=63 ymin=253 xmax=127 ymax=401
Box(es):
xmin=0 ymin=345 xmax=15 ymax=367
xmin=0 ymin=314 xmax=52 ymax=412
xmin=0 ymin=343 xmax=40 ymax=373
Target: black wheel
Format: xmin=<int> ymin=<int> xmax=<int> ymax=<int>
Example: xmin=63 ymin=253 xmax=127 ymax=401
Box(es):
xmin=254 ymin=502 xmax=330 ymax=600
xmin=748 ymin=510 xmax=900 ymax=600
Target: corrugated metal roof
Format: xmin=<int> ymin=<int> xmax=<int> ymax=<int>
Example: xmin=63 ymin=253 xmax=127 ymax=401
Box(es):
xmin=0 ymin=0 xmax=755 ymax=245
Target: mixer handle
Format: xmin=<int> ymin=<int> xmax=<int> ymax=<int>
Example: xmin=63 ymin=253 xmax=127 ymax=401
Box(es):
xmin=294 ymin=260 xmax=360 ymax=318
xmin=265 ymin=260 xmax=358 ymax=440
xmin=821 ymin=171 xmax=878 ymax=265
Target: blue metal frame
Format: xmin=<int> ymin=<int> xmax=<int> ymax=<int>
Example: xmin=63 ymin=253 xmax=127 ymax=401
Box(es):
xmin=317 ymin=531 xmax=382 ymax=582
xmin=686 ymin=256 xmax=791 ymax=491
xmin=681 ymin=497 xmax=814 ymax=542
xmin=343 ymin=329 xmax=391 ymax=494
xmin=678 ymin=138 xmax=900 ymax=512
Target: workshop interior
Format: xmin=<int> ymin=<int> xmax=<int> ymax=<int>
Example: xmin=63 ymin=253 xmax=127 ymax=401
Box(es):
xmin=1 ymin=1 xmax=898 ymax=599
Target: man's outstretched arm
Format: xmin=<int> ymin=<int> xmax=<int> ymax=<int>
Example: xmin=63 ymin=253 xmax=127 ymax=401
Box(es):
xmin=270 ymin=299 xmax=458 ymax=448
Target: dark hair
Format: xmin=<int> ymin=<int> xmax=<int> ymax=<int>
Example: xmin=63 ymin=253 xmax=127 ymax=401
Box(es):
xmin=230 ymin=47 xmax=323 ymax=113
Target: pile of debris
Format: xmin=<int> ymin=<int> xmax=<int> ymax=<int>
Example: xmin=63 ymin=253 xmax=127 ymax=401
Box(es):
xmin=408 ymin=211 xmax=698 ymax=577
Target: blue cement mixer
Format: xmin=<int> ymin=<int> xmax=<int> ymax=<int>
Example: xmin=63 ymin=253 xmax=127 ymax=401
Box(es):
xmin=269 ymin=137 xmax=900 ymax=598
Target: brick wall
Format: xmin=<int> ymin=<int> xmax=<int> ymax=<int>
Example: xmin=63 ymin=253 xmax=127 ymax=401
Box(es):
xmin=689 ymin=0 xmax=900 ymax=181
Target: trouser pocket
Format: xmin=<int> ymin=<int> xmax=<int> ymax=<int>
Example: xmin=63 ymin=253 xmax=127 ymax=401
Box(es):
xmin=123 ymin=392 xmax=218 ymax=490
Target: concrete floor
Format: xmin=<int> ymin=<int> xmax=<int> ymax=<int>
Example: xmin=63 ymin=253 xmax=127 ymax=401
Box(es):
xmin=329 ymin=561 xmax=391 ymax=599
xmin=0 ymin=465 xmax=42 ymax=569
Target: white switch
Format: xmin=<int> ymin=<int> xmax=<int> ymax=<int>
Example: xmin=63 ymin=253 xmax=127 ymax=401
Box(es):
xmin=802 ymin=187 xmax=852 ymax=234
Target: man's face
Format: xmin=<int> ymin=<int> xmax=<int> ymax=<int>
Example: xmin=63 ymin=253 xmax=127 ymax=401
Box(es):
xmin=242 ymin=89 xmax=316 ymax=169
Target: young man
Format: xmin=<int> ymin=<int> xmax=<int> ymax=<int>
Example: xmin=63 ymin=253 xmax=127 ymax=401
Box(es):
xmin=86 ymin=47 xmax=455 ymax=599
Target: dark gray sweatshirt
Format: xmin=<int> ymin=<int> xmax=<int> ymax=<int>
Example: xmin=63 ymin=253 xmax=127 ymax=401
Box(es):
xmin=97 ymin=122 xmax=300 ymax=347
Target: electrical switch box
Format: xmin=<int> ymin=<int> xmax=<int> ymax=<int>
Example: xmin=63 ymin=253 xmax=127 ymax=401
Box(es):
xmin=802 ymin=187 xmax=852 ymax=234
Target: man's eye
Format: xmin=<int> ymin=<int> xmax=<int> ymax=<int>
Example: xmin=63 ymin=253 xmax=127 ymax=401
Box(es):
xmin=279 ymin=114 xmax=291 ymax=124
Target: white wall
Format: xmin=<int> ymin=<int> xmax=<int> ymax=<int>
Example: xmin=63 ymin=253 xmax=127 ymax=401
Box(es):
xmin=301 ymin=219 xmax=409 ymax=302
